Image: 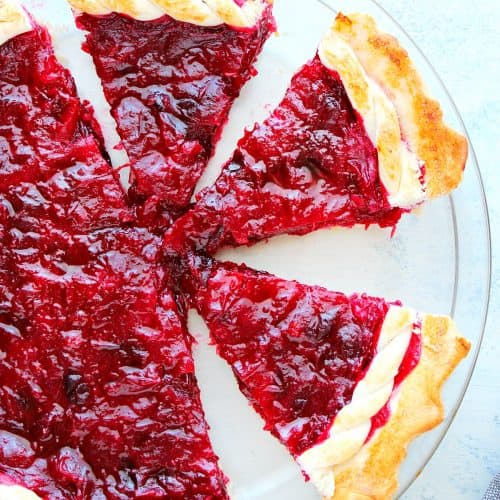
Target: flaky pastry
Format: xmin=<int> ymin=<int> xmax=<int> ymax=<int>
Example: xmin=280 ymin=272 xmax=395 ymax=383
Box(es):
xmin=67 ymin=0 xmax=271 ymax=27
xmin=0 ymin=0 xmax=31 ymax=47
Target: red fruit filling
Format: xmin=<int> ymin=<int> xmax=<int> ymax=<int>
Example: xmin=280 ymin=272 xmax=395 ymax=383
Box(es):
xmin=0 ymin=27 xmax=227 ymax=499
xmin=0 ymin=224 xmax=228 ymax=499
xmin=165 ymin=54 xmax=405 ymax=255
xmin=76 ymin=7 xmax=275 ymax=231
xmin=0 ymin=26 xmax=131 ymax=231
xmin=191 ymin=258 xmax=421 ymax=458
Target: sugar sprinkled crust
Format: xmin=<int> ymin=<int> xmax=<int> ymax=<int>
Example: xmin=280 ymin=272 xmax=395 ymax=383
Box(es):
xmin=331 ymin=314 xmax=470 ymax=499
xmin=67 ymin=0 xmax=272 ymax=27
xmin=332 ymin=13 xmax=467 ymax=199
xmin=0 ymin=0 xmax=32 ymax=47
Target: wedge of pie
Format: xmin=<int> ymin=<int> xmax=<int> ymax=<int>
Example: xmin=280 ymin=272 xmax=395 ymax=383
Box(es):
xmin=188 ymin=256 xmax=470 ymax=499
xmin=165 ymin=13 xmax=468 ymax=254
xmin=0 ymin=226 xmax=229 ymax=499
xmin=0 ymin=5 xmax=132 ymax=232
xmin=0 ymin=4 xmax=228 ymax=497
xmin=69 ymin=0 xmax=275 ymax=230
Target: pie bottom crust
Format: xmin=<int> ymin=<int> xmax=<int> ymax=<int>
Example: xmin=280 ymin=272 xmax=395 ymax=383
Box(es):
xmin=331 ymin=314 xmax=470 ymax=499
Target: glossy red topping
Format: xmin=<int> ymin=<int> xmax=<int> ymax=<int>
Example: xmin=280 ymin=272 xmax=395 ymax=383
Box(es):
xmin=0 ymin=27 xmax=227 ymax=499
xmin=191 ymin=258 xmax=394 ymax=457
xmin=77 ymin=8 xmax=275 ymax=230
xmin=0 ymin=27 xmax=131 ymax=232
xmin=165 ymin=55 xmax=404 ymax=255
xmin=0 ymin=225 xmax=229 ymax=499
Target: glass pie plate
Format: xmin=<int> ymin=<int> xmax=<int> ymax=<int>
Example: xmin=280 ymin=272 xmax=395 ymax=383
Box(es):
xmin=20 ymin=0 xmax=491 ymax=498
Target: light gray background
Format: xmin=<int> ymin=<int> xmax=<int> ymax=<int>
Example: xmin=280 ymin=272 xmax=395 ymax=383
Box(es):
xmin=378 ymin=1 xmax=500 ymax=499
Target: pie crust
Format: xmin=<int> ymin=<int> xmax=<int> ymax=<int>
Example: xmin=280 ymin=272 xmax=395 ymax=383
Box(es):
xmin=319 ymin=21 xmax=425 ymax=208
xmin=331 ymin=13 xmax=468 ymax=199
xmin=331 ymin=314 xmax=470 ymax=499
xmin=0 ymin=0 xmax=32 ymax=46
xmin=67 ymin=0 xmax=272 ymax=27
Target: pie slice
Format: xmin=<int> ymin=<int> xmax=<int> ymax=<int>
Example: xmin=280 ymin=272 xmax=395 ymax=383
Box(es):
xmin=0 ymin=3 xmax=132 ymax=233
xmin=0 ymin=4 xmax=228 ymax=498
xmin=0 ymin=226 xmax=229 ymax=499
xmin=69 ymin=0 xmax=275 ymax=230
xmin=188 ymin=256 xmax=470 ymax=499
xmin=165 ymin=12 xmax=468 ymax=255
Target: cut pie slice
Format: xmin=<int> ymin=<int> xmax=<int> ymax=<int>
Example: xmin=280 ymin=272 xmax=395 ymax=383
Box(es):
xmin=0 ymin=3 xmax=132 ymax=233
xmin=188 ymin=256 xmax=470 ymax=499
xmin=165 ymin=12 xmax=468 ymax=255
xmin=0 ymin=225 xmax=229 ymax=499
xmin=0 ymin=4 xmax=228 ymax=498
xmin=69 ymin=0 xmax=275 ymax=230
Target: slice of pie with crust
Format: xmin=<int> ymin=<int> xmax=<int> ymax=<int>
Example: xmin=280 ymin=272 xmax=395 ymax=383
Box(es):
xmin=188 ymin=256 xmax=470 ymax=499
xmin=0 ymin=4 xmax=228 ymax=498
xmin=69 ymin=0 xmax=275 ymax=230
xmin=165 ymin=12 xmax=468 ymax=255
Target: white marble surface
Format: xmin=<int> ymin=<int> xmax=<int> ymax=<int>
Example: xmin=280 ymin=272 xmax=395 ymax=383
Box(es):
xmin=379 ymin=1 xmax=500 ymax=499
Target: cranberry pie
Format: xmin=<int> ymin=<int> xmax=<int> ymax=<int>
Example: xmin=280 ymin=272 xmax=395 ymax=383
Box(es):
xmin=0 ymin=4 xmax=227 ymax=497
xmin=165 ymin=13 xmax=467 ymax=255
xmin=0 ymin=2 xmax=471 ymax=499
xmin=189 ymin=257 xmax=470 ymax=499
xmin=69 ymin=0 xmax=275 ymax=230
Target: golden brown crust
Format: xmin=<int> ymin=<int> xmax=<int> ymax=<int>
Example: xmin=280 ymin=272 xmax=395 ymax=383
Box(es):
xmin=68 ymin=0 xmax=271 ymax=27
xmin=333 ymin=13 xmax=468 ymax=198
xmin=0 ymin=0 xmax=32 ymax=47
xmin=331 ymin=315 xmax=470 ymax=499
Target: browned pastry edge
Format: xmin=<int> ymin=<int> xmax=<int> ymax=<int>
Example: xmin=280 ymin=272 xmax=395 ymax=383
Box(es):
xmin=67 ymin=0 xmax=272 ymax=27
xmin=331 ymin=314 xmax=470 ymax=499
xmin=333 ymin=13 xmax=468 ymax=198
xmin=0 ymin=0 xmax=32 ymax=46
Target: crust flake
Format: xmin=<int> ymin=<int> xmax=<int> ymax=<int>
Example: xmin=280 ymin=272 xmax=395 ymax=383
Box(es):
xmin=333 ymin=13 xmax=468 ymax=198
xmin=331 ymin=315 xmax=470 ymax=499
xmin=0 ymin=0 xmax=32 ymax=47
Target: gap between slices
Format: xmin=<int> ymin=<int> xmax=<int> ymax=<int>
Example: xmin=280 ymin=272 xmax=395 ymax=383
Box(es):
xmin=186 ymin=256 xmax=470 ymax=499
xmin=164 ymin=12 xmax=467 ymax=256
xmin=0 ymin=4 xmax=228 ymax=497
xmin=68 ymin=0 xmax=275 ymax=231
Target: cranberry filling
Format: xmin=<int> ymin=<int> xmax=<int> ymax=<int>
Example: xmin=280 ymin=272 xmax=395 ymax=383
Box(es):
xmin=0 ymin=9 xmax=423 ymax=496
xmin=0 ymin=27 xmax=131 ymax=232
xmin=165 ymin=55 xmax=405 ymax=255
xmin=77 ymin=8 xmax=275 ymax=231
xmin=0 ymin=225 xmax=228 ymax=499
xmin=190 ymin=259 xmax=414 ymax=457
xmin=0 ymin=27 xmax=227 ymax=498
